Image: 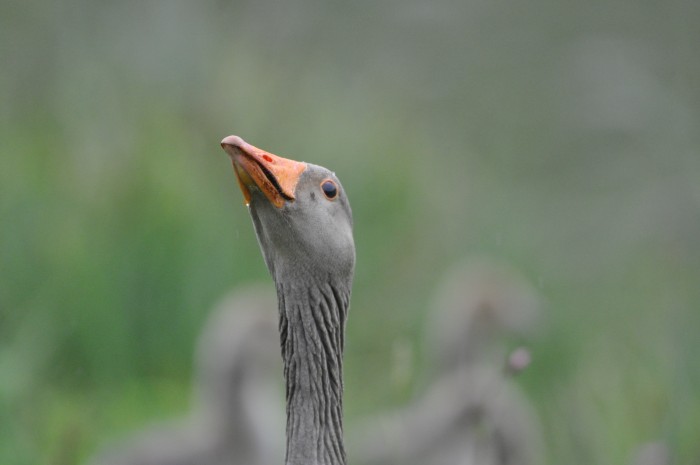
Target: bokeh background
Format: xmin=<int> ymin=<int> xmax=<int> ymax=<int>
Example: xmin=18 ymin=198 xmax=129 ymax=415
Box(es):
xmin=2 ymin=0 xmax=699 ymax=464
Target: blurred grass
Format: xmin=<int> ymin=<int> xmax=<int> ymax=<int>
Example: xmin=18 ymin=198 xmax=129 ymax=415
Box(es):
xmin=2 ymin=0 xmax=700 ymax=464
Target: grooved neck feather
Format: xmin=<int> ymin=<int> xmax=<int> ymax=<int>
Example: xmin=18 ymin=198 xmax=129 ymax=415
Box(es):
xmin=277 ymin=277 xmax=349 ymax=465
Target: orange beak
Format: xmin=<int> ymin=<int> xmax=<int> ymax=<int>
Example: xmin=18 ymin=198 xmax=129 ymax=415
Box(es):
xmin=221 ymin=135 xmax=307 ymax=208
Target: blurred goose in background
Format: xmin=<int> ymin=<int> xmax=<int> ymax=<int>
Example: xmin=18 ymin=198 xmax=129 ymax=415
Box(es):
xmin=426 ymin=258 xmax=541 ymax=373
xmin=87 ymin=285 xmax=284 ymax=465
xmin=350 ymin=259 xmax=544 ymax=465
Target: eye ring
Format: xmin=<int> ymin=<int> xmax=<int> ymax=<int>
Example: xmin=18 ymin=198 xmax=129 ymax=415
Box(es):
xmin=320 ymin=179 xmax=338 ymax=200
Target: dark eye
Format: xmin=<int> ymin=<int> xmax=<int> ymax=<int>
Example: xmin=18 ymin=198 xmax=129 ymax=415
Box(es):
xmin=320 ymin=179 xmax=338 ymax=200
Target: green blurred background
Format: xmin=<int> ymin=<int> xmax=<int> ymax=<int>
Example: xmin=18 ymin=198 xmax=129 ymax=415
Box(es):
xmin=2 ymin=0 xmax=699 ymax=463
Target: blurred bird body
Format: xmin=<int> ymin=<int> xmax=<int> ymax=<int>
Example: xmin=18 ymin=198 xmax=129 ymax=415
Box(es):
xmin=87 ymin=286 xmax=284 ymax=465
xmin=350 ymin=259 xmax=544 ymax=465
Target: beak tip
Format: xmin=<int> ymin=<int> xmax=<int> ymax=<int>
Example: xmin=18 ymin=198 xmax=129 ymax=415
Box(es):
xmin=221 ymin=135 xmax=246 ymax=149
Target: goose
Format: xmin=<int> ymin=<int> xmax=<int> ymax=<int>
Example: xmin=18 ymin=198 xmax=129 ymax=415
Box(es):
xmin=221 ymin=135 xmax=354 ymax=465
xmin=87 ymin=286 xmax=284 ymax=465
xmin=220 ymin=137 xmax=545 ymax=465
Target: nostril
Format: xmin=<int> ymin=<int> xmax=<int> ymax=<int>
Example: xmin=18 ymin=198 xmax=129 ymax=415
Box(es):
xmin=262 ymin=154 xmax=273 ymax=163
